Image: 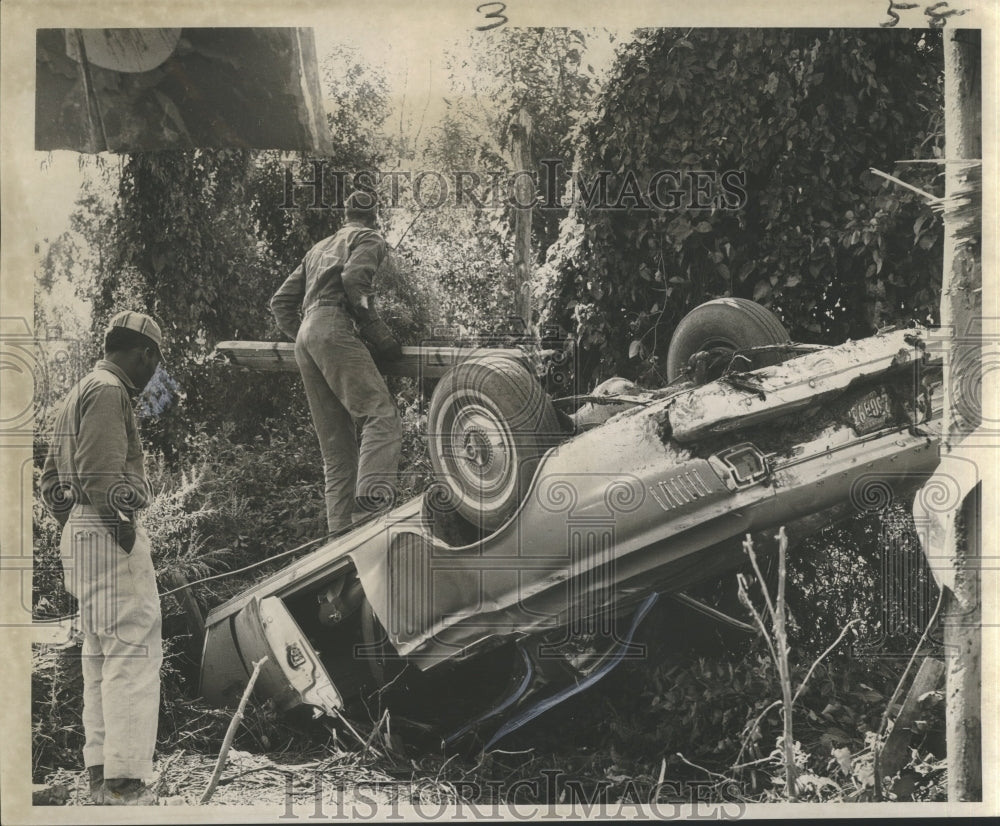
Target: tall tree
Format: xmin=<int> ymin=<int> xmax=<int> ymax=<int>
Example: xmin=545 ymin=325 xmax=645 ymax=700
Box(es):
xmin=435 ymin=29 xmax=599 ymax=261
xmin=383 ymin=29 xmax=600 ymax=339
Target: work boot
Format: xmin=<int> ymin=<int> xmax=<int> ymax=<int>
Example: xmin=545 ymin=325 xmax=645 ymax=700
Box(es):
xmin=102 ymin=777 xmax=157 ymax=805
xmin=87 ymin=765 xmax=104 ymax=805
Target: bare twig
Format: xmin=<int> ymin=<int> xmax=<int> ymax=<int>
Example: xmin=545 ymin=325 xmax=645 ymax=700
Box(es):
xmin=737 ymin=569 xmax=779 ymax=669
xmin=775 ymin=527 xmax=788 ymax=627
xmin=737 ymin=584 xmax=863 ymax=775
xmin=360 ymin=708 xmax=390 ymax=758
xmin=734 ymin=531 xmax=871 ymax=800
xmin=730 ymin=753 xmax=781 ymax=771
xmin=771 ymin=528 xmax=798 ymax=801
xmin=740 ymin=530 xmax=797 ymax=800
xmin=218 ymin=763 xmax=317 ymax=786
xmin=330 ymin=709 xmax=382 ymax=758
xmin=791 ymin=618 xmax=862 ymax=705
xmin=675 ymin=752 xmax=728 ymax=780
xmin=200 ymin=656 xmax=268 ymax=805
xmin=647 ymin=757 xmax=669 ymax=806
xmin=742 ymin=534 xmax=777 ymax=623
xmin=734 ymin=699 xmax=782 ymax=768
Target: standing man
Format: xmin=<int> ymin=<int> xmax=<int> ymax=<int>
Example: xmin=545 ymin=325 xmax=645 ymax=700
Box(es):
xmin=40 ymin=311 xmax=164 ymax=806
xmin=270 ymin=191 xmax=403 ymax=533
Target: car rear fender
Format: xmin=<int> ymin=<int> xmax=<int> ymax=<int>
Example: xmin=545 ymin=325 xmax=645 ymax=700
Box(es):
xmin=201 ymin=595 xmax=342 ymax=717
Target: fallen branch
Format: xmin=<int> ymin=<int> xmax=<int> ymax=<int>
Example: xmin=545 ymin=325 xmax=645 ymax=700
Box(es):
xmin=200 ymin=656 xmax=268 ymax=805
xmin=869 ymin=167 xmax=943 ymax=203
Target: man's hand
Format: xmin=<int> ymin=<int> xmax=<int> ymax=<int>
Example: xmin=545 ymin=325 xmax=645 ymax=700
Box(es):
xmin=115 ymin=521 xmax=137 ymax=554
xmin=358 ymin=318 xmax=403 ymax=365
xmin=102 ymin=513 xmax=136 ymax=554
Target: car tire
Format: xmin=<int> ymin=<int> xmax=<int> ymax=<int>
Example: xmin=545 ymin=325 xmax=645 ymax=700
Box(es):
xmin=665 ymin=297 xmax=790 ymax=382
xmin=428 ymin=355 xmax=562 ymax=532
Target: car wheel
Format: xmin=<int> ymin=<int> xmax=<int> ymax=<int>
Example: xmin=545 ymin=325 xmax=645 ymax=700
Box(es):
xmin=666 ymin=297 xmax=790 ymax=382
xmin=428 ymin=355 xmax=562 ymax=531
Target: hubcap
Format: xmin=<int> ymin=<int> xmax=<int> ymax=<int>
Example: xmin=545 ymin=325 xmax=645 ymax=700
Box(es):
xmin=448 ymin=401 xmax=515 ymax=504
xmin=463 ymin=426 xmax=493 ymax=467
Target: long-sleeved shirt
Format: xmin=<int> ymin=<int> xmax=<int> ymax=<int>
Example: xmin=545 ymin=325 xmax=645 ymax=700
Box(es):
xmin=269 ymin=221 xmax=388 ymax=341
xmin=41 ymin=359 xmax=150 ymax=523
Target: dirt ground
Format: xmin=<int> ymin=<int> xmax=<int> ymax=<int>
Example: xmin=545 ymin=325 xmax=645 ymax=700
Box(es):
xmin=36 ymin=749 xmax=452 ymax=810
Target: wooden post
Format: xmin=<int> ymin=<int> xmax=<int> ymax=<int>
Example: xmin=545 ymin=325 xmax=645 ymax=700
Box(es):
xmin=510 ymin=107 xmax=535 ymax=331
xmin=940 ymin=27 xmax=982 ymax=803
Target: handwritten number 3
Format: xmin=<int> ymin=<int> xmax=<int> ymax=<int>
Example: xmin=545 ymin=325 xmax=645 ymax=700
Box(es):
xmin=476 ymin=2 xmax=508 ymax=30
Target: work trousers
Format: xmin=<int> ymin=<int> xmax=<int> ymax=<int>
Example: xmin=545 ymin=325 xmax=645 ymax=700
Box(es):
xmin=295 ymin=304 xmax=403 ymax=532
xmin=59 ymin=506 xmax=162 ymax=780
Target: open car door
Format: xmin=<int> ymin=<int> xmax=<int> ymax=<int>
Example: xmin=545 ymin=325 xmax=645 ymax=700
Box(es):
xmin=201 ymin=595 xmax=341 ymax=717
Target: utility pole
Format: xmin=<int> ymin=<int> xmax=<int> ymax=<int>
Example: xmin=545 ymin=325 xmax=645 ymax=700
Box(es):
xmin=937 ymin=26 xmax=982 ymax=803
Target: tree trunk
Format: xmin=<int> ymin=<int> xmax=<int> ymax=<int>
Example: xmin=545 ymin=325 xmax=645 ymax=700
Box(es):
xmin=510 ymin=107 xmax=534 ymax=331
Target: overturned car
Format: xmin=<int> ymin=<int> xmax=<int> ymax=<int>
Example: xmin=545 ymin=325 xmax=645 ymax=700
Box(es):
xmin=201 ymin=299 xmax=942 ymax=749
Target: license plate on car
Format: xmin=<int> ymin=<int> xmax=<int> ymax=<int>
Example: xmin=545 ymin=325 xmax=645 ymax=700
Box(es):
xmin=848 ymin=387 xmax=895 ymax=435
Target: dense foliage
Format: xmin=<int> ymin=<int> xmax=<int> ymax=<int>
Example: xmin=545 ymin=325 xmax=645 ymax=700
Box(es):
xmin=538 ymin=28 xmax=944 ymax=386
xmin=435 ymin=28 xmax=598 ymax=257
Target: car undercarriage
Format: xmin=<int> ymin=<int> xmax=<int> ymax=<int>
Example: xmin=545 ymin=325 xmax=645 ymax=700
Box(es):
xmin=200 ymin=300 xmax=942 ymax=749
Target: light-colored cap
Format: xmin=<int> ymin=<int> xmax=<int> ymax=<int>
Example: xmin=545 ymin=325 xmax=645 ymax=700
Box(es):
xmin=107 ymin=310 xmax=164 ymax=351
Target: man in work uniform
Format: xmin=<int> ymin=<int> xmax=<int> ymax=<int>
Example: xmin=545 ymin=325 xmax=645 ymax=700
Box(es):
xmin=270 ymin=191 xmax=403 ymax=532
xmin=41 ymin=311 xmax=164 ymax=806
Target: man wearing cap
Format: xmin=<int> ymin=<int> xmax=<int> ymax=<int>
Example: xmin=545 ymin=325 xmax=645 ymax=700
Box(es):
xmin=270 ymin=191 xmax=403 ymax=532
xmin=40 ymin=311 xmax=165 ymax=805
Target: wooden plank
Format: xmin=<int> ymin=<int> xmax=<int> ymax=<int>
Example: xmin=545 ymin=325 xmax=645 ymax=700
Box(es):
xmin=213 ymin=341 xmax=527 ymax=379
xmin=878 ymin=656 xmax=946 ymax=788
